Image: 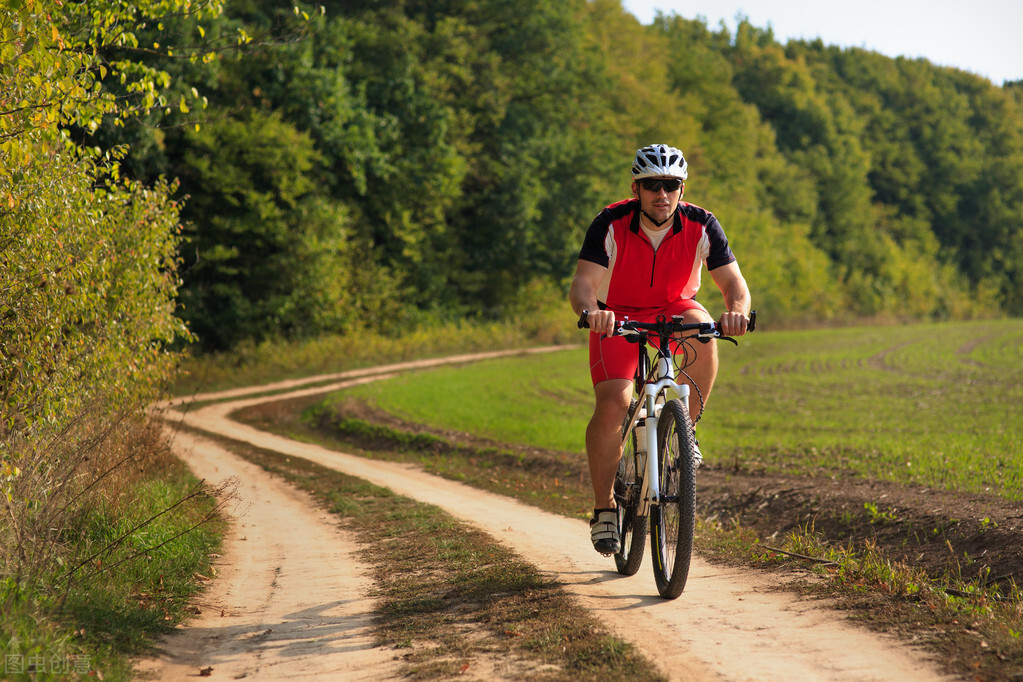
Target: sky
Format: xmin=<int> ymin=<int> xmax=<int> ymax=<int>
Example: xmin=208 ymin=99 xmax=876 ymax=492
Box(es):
xmin=620 ymin=0 xmax=1023 ymax=85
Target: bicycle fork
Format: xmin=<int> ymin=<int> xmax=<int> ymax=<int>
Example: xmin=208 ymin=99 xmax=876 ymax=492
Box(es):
xmin=635 ymin=355 xmax=688 ymax=517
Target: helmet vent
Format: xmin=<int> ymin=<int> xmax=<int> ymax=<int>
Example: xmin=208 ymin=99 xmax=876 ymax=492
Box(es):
xmin=632 ymin=144 xmax=688 ymax=180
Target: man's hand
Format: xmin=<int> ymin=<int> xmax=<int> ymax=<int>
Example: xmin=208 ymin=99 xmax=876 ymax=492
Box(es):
xmin=717 ymin=311 xmax=749 ymax=337
xmin=585 ymin=309 xmax=616 ymax=336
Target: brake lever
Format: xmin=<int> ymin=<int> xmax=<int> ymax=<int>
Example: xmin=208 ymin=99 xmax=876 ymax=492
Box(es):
xmin=697 ymin=329 xmax=738 ymax=345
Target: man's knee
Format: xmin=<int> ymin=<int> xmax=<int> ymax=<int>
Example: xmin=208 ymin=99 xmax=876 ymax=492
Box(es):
xmin=680 ymin=307 xmax=713 ymax=323
xmin=594 ymin=379 xmax=631 ymax=403
xmin=592 ymin=380 xmax=631 ymax=424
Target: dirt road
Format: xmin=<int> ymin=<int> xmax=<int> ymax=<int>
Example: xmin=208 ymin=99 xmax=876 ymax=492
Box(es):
xmin=143 ymin=349 xmax=955 ymax=681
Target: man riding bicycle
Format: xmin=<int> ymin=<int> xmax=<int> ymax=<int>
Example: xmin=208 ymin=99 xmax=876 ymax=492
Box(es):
xmin=569 ymin=143 xmax=752 ymax=554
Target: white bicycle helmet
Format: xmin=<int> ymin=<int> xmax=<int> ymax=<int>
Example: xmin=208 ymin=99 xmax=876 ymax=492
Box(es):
xmin=632 ymin=144 xmax=688 ymax=180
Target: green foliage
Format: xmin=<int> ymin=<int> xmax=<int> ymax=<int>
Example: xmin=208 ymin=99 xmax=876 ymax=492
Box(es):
xmin=704 ymin=209 xmax=842 ymax=321
xmin=2 ymin=4 xmax=225 ymax=676
xmin=1 ymin=163 xmax=188 ymax=430
xmin=80 ymin=0 xmax=1023 ymax=355
xmin=780 ymin=41 xmax=1023 ymax=316
xmin=174 ymin=110 xmax=386 ymax=349
xmin=1 ymin=0 xmax=211 ymax=432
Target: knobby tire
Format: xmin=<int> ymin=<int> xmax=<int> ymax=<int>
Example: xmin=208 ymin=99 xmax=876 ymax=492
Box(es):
xmin=614 ymin=400 xmax=647 ymax=575
xmin=650 ymin=398 xmax=696 ymax=599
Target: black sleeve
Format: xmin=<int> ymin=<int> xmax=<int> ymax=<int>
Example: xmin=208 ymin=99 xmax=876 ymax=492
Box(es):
xmin=578 ymin=209 xmax=612 ymax=267
xmin=705 ymin=213 xmax=736 ymax=271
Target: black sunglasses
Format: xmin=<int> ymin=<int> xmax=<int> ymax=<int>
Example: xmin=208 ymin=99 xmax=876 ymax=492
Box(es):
xmin=638 ymin=178 xmax=683 ymax=193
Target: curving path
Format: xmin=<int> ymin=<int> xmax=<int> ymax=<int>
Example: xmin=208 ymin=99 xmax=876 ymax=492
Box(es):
xmin=140 ymin=348 xmax=954 ymax=681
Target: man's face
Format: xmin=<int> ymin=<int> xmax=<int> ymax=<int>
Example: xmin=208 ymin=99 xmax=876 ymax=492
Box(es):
xmin=632 ymin=177 xmax=684 ymax=225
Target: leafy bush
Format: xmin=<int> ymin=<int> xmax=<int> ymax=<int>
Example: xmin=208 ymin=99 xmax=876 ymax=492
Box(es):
xmin=1 ymin=0 xmax=203 ymax=431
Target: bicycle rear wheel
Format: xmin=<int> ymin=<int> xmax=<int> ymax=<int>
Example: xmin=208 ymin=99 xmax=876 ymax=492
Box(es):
xmin=650 ymin=398 xmax=697 ymax=599
xmin=614 ymin=401 xmax=647 ymax=575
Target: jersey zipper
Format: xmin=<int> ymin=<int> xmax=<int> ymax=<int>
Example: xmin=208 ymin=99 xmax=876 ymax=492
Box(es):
xmin=638 ymin=220 xmax=675 ymax=289
xmin=644 ymin=230 xmax=670 ymax=288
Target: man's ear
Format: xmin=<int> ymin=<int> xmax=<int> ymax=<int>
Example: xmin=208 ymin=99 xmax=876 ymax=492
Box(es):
xmin=631 ymin=181 xmax=639 ymax=199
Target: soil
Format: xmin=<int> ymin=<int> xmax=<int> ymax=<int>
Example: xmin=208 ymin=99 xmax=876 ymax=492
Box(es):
xmin=698 ymin=468 xmax=1023 ymax=585
xmin=141 ymin=350 xmax=996 ymax=681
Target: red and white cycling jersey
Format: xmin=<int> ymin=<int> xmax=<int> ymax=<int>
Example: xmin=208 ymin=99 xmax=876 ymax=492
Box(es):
xmin=577 ymin=198 xmax=735 ymax=315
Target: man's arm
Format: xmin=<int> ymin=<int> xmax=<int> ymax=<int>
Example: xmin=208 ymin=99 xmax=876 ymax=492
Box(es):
xmin=569 ymin=259 xmax=616 ymax=336
xmin=710 ymin=261 xmax=751 ymax=336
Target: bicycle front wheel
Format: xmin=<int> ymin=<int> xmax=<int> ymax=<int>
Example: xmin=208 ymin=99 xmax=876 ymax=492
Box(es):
xmin=650 ymin=398 xmax=697 ymax=599
xmin=614 ymin=401 xmax=647 ymax=575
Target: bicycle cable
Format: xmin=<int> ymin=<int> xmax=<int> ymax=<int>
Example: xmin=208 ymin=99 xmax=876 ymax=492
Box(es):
xmin=672 ymin=336 xmax=707 ymax=424
xmin=677 ymin=367 xmax=706 ymax=424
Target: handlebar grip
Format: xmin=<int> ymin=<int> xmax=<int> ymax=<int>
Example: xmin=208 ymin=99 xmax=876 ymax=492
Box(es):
xmin=578 ymin=310 xmax=590 ymax=329
xmin=748 ymin=310 xmax=757 ymax=332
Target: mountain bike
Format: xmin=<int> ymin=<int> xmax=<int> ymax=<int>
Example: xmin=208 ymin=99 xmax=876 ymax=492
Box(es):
xmin=579 ymin=309 xmax=756 ymax=598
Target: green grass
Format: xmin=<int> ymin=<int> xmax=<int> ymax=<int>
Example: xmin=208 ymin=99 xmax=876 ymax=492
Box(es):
xmin=319 ymin=349 xmax=592 ymax=453
xmin=707 ymin=320 xmax=1023 ymax=494
xmin=173 ymin=314 xmax=580 ymax=397
xmin=0 ymin=461 xmax=222 ymax=681
xmin=329 ymin=319 xmax=1023 ymax=498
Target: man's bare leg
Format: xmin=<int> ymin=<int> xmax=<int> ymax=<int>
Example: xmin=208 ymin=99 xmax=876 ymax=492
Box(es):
xmin=585 ymin=379 xmax=632 ymax=509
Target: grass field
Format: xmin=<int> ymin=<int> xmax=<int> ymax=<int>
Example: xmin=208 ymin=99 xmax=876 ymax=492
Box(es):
xmin=327 ymin=319 xmax=1023 ymax=499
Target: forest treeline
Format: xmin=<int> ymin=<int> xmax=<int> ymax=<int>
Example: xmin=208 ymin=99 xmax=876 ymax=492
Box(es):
xmin=95 ymin=0 xmax=1023 ymax=352
xmin=6 ymin=0 xmax=1023 ymax=360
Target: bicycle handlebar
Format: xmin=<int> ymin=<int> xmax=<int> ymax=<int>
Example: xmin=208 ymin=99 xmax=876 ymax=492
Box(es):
xmin=577 ymin=309 xmax=757 ymax=342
